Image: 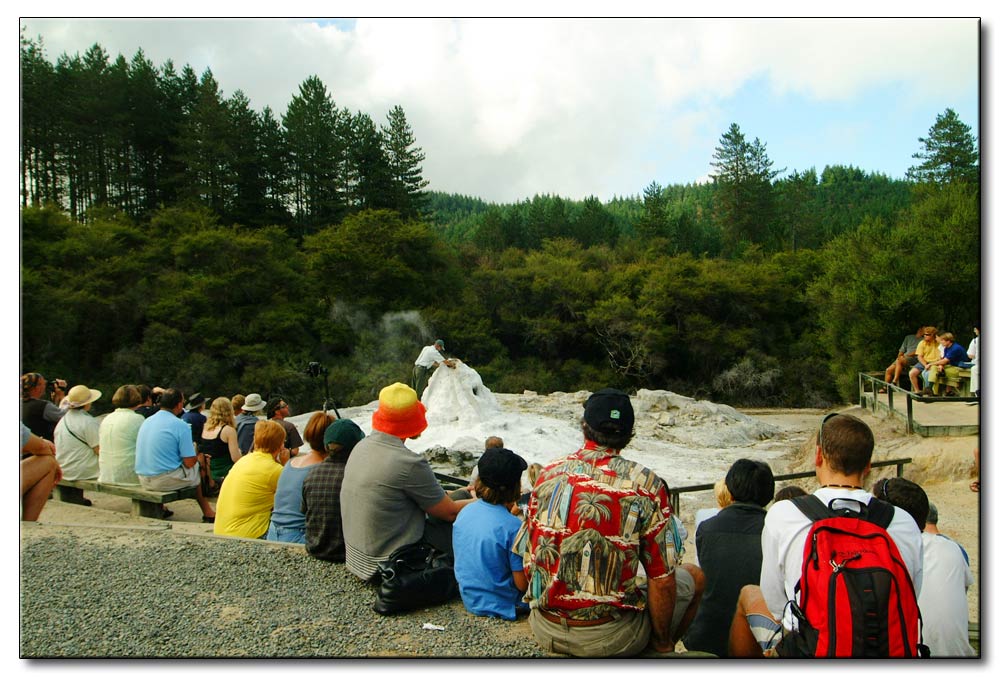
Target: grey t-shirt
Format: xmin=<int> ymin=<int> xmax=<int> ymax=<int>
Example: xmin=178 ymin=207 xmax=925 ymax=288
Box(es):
xmin=340 ymin=430 xmax=446 ymax=581
xmin=899 ymin=333 xmax=921 ymax=355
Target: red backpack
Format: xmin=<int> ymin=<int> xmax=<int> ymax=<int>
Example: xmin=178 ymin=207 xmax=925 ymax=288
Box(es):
xmin=776 ymin=495 xmax=928 ymax=657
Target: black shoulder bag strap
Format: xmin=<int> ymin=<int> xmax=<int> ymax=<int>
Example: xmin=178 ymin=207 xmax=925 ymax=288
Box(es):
xmin=791 ymin=493 xmax=891 ymax=524
xmin=790 ymin=494 xmax=835 ymax=522
xmin=60 ymin=418 xmax=91 ymax=448
xmin=860 ymin=496 xmax=895 ymax=529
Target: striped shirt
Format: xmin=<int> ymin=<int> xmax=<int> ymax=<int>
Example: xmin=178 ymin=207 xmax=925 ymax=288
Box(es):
xmin=345 ymin=542 xmax=385 ymax=582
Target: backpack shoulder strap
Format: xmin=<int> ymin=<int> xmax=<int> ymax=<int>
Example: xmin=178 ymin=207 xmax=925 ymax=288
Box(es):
xmin=789 ymin=494 xmax=835 ymax=523
xmin=861 ymin=496 xmax=895 ymax=530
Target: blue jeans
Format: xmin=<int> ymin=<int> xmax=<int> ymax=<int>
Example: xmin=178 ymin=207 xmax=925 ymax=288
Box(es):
xmin=266 ymin=523 xmax=306 ymax=544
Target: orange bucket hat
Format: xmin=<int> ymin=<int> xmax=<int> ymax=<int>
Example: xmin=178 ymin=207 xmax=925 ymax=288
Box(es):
xmin=371 ymin=382 xmax=428 ymax=439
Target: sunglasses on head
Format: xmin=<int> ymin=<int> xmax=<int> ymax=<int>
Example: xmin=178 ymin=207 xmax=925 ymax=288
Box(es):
xmin=818 ymin=412 xmax=838 ymax=450
xmin=876 ymin=477 xmax=893 ymax=501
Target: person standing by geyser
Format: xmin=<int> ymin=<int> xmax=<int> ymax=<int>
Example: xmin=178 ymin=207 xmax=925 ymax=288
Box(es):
xmin=412 ymin=339 xmax=456 ymax=397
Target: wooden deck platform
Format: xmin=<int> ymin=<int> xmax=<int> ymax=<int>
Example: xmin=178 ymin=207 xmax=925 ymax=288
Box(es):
xmin=859 ymin=373 xmax=979 ymax=437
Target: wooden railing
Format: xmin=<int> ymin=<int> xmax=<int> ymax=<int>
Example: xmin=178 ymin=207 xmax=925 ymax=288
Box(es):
xmin=435 ymin=472 xmax=472 ymax=491
xmin=667 ymin=457 xmax=912 ymax=516
xmin=859 ymin=372 xmax=977 ymax=435
xmin=439 ymin=460 xmax=914 ymax=517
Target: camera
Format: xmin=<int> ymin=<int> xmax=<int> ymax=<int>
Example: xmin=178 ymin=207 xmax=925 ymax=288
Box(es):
xmin=45 ymin=377 xmax=67 ymax=393
xmin=305 ymin=361 xmax=338 ymax=418
xmin=305 ymin=362 xmax=329 ymax=378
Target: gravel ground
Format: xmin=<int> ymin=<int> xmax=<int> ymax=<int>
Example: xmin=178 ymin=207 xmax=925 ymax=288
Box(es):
xmin=19 ymin=524 xmax=548 ymax=658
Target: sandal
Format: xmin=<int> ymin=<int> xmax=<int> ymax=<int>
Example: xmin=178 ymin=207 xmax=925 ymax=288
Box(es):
xmin=202 ymin=515 xmax=216 ymax=523
xmin=971 ymin=480 xmax=980 ymax=492
xmin=878 ymin=388 xmax=888 ymax=394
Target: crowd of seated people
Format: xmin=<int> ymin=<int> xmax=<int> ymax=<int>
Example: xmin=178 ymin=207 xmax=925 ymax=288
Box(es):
xmin=19 ymin=372 xmax=975 ymax=658
xmin=887 ymin=324 xmax=977 ymax=397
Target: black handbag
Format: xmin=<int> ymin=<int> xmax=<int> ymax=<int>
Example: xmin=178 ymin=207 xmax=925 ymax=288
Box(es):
xmin=372 ymin=541 xmax=459 ymax=615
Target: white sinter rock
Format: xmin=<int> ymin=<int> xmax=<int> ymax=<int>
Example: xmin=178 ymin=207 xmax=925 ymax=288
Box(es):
xmin=422 ymin=360 xmax=501 ymax=427
xmin=288 ymin=365 xmax=787 ymax=488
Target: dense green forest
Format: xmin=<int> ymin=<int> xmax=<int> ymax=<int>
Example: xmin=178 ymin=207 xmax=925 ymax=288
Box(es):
xmin=19 ymin=36 xmax=981 ymax=413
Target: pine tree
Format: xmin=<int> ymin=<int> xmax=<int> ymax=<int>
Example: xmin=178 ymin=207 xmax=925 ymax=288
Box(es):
xmin=381 ymin=104 xmax=429 ymax=218
xmin=226 ymin=90 xmax=269 ymax=226
xmin=55 ymin=45 xmax=114 ymax=219
xmin=20 ymin=33 xmax=60 ymax=208
xmin=906 ymin=108 xmax=979 ymax=185
xmin=173 ymin=69 xmax=233 ymax=214
xmin=636 ymin=182 xmax=669 ymax=241
xmin=575 ymin=196 xmax=618 ymax=247
xmin=127 ymin=49 xmax=168 ymax=216
xmin=157 ymin=60 xmax=200 ymax=206
xmin=346 ymin=111 xmax=395 ymax=212
xmin=710 ymin=123 xmax=782 ymax=254
xmin=775 ymin=168 xmax=819 ymax=251
xmin=283 ymin=75 xmax=347 ymax=235
xmin=104 ymin=54 xmax=133 ymax=214
xmin=258 ymin=106 xmax=291 ymax=224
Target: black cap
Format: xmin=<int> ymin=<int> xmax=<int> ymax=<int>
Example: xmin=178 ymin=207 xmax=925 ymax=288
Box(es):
xmin=583 ymin=388 xmax=634 ymax=434
xmin=477 ymin=448 xmax=528 ymax=490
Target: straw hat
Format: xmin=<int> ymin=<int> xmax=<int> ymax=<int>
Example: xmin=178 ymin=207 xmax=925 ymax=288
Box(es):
xmin=65 ymin=384 xmax=102 ymax=409
xmin=371 ymin=382 xmax=428 ymax=439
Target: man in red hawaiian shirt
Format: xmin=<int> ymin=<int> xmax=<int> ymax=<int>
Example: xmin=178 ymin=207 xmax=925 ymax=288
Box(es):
xmin=513 ymin=388 xmax=705 ymax=657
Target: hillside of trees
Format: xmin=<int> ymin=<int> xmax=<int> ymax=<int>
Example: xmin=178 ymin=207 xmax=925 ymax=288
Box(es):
xmin=19 ymin=36 xmax=981 ymax=413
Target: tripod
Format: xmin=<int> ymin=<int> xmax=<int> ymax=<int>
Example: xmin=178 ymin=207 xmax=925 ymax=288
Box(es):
xmin=307 ymin=362 xmax=340 ymax=419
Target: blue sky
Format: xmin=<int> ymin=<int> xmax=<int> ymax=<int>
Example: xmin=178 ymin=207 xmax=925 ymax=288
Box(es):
xmin=17 ymin=16 xmax=981 ymax=203
xmin=707 ymin=76 xmax=978 ymax=183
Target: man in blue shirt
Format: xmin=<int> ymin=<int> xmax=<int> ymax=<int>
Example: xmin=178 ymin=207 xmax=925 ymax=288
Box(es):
xmin=926 ymin=332 xmax=970 ymax=396
xmin=135 ymin=388 xmax=216 ymax=521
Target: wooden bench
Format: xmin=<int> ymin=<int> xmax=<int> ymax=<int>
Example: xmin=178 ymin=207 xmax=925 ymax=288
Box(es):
xmin=922 ymin=367 xmax=972 ymax=396
xmin=956 ymin=367 xmax=973 ymax=397
xmin=55 ymin=479 xmax=198 ymax=519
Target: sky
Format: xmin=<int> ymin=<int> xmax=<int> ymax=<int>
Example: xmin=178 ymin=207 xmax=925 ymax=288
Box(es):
xmin=17 ymin=15 xmax=981 ymax=204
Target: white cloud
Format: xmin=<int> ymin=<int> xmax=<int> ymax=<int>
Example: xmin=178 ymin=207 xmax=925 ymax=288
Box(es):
xmin=756 ymin=18 xmax=978 ymax=101
xmin=19 ymin=17 xmax=979 ymax=202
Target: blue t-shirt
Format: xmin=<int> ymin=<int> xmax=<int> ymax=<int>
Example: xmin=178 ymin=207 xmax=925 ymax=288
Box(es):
xmin=181 ymin=410 xmax=207 ymax=443
xmin=135 ymin=410 xmax=196 ymax=476
xmin=268 ymin=462 xmax=316 ymax=533
xmin=943 ymin=342 xmax=969 ymax=365
xmin=452 ymin=500 xmax=527 ymax=620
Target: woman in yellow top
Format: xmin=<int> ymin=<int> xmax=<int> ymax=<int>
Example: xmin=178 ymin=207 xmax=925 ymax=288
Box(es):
xmin=214 ymin=419 xmax=288 ymax=538
xmin=908 ymin=326 xmax=942 ymax=393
